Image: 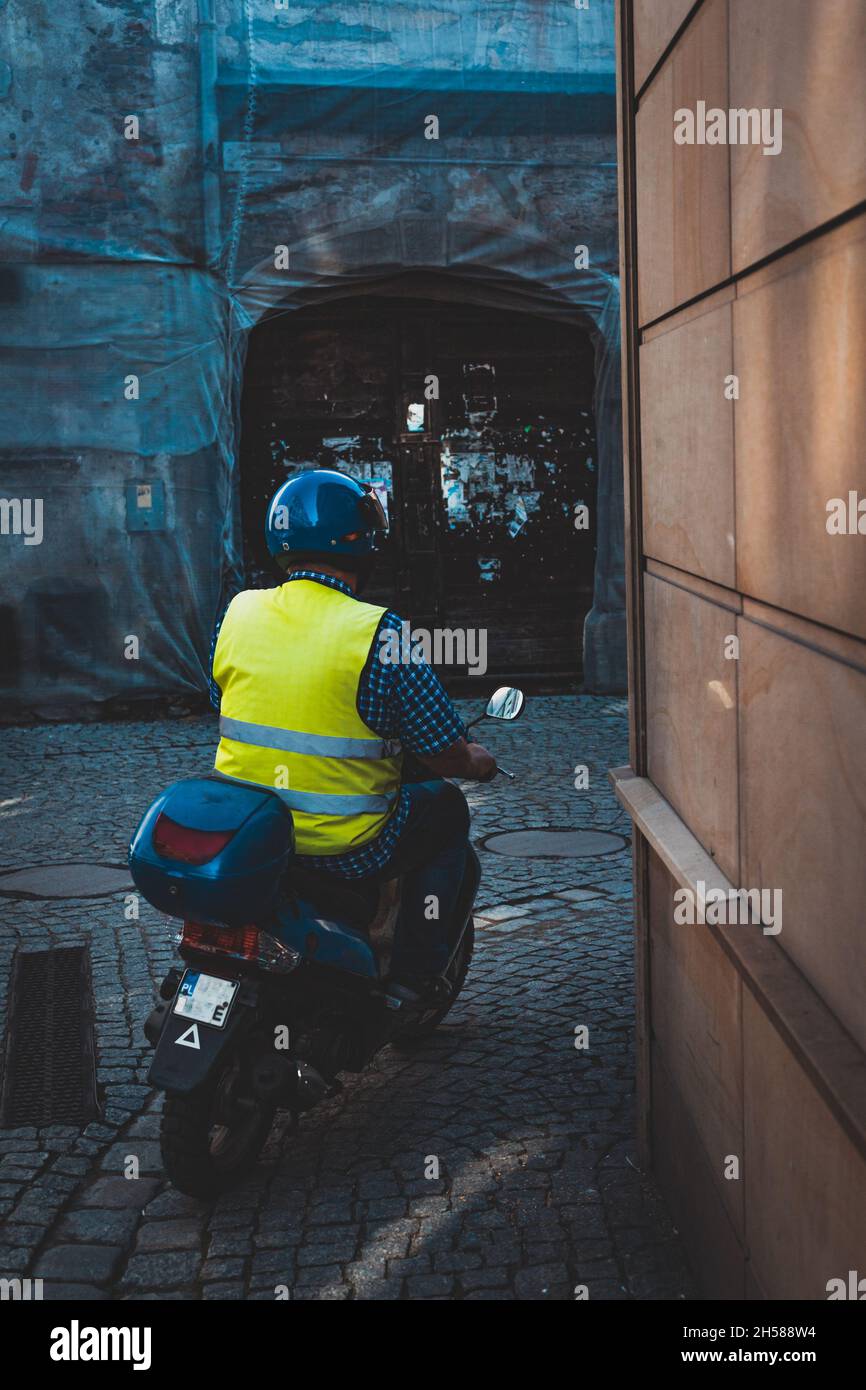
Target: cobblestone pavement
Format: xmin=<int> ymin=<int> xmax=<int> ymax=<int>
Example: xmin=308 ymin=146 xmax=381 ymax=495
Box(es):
xmin=0 ymin=695 xmax=695 ymax=1301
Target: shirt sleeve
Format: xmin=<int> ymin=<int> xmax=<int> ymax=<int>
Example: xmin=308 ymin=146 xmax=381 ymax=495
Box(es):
xmin=207 ymin=601 xmax=230 ymax=713
xmin=358 ymin=611 xmax=467 ymax=756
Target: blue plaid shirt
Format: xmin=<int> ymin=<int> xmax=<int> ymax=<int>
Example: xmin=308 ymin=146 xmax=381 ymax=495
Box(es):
xmin=208 ymin=571 xmax=466 ymax=878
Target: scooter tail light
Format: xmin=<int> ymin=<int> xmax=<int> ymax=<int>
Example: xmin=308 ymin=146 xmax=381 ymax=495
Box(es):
xmin=153 ymin=812 xmax=235 ymax=865
xmin=181 ymin=920 xmax=260 ymax=959
xmin=180 ymin=921 xmax=300 ymax=974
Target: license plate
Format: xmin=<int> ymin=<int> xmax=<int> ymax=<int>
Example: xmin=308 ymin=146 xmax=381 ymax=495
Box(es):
xmin=174 ymin=971 xmax=238 ymax=1029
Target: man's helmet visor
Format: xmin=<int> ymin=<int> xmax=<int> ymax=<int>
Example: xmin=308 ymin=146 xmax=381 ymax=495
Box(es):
xmin=359 ymin=487 xmax=388 ymax=533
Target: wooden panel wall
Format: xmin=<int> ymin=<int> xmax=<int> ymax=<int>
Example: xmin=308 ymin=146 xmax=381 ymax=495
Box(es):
xmin=635 ymin=0 xmax=730 ymax=323
xmin=743 ymin=993 xmax=866 ymax=1300
xmin=729 ymin=0 xmax=866 ymax=270
xmin=648 ymin=854 xmax=743 ymax=1233
xmin=738 ymin=618 xmax=866 ymax=1054
xmin=644 ymin=572 xmax=739 ymax=880
xmin=633 ymin=0 xmax=697 ymax=92
xmin=735 ymin=221 xmax=866 ymax=638
xmin=640 ymin=291 xmax=736 ymax=586
xmin=619 ymin=0 xmax=866 ymax=1298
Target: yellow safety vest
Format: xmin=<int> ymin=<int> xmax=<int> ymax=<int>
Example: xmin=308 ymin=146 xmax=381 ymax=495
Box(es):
xmin=212 ymin=580 xmax=402 ymax=856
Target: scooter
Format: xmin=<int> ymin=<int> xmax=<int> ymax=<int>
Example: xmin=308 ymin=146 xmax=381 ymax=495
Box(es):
xmin=130 ymin=686 xmax=525 ymax=1198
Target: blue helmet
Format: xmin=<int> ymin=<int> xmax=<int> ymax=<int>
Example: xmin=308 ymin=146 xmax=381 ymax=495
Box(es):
xmin=265 ymin=469 xmax=387 ymax=569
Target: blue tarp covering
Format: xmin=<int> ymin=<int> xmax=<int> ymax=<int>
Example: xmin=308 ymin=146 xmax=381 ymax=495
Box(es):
xmin=0 ymin=0 xmax=623 ymax=714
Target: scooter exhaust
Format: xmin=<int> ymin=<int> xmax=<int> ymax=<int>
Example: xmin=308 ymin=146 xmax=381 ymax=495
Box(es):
xmin=250 ymin=1054 xmax=330 ymax=1111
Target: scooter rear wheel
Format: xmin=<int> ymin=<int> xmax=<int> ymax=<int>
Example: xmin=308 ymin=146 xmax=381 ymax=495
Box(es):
xmin=160 ymin=1053 xmax=276 ymax=1199
xmin=391 ymin=920 xmax=475 ymax=1047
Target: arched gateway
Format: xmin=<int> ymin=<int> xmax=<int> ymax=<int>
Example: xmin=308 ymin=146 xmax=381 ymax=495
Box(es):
xmin=224 ymin=215 xmax=626 ymax=690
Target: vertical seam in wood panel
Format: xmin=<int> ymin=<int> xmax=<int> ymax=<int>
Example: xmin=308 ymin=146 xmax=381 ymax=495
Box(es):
xmin=730 ymin=301 xmax=738 ymax=608
xmin=725 ymin=0 xmax=733 ymax=284
xmin=631 ymin=826 xmax=652 ymax=1171
xmin=622 ymin=10 xmax=647 ymax=777
xmin=726 ymin=0 xmax=740 ymax=896
xmin=728 ymin=7 xmax=748 ymax=1270
xmin=739 ymin=973 xmax=750 ymax=1271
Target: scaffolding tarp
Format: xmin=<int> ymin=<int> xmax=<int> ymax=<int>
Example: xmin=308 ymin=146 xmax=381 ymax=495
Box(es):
xmin=0 ymin=0 xmax=623 ymax=715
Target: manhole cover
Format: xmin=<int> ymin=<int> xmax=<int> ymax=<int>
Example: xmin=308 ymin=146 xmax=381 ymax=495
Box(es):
xmin=483 ymin=829 xmax=627 ymax=858
xmin=0 ymin=863 xmax=132 ymax=899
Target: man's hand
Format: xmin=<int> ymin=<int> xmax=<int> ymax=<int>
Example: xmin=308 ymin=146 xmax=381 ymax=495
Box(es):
xmin=419 ymin=736 xmax=498 ymax=782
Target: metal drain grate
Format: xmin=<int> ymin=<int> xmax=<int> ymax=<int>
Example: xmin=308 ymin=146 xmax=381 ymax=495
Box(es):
xmin=1 ymin=946 xmax=99 ymax=1127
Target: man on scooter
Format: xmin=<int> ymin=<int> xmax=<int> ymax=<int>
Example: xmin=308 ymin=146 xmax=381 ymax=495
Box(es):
xmin=209 ymin=469 xmax=497 ymax=1004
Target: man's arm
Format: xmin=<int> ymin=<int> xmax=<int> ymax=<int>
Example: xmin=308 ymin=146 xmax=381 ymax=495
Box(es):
xmin=208 ymin=606 xmax=227 ymax=712
xmin=208 ymin=595 xmax=236 ymax=712
xmin=419 ymin=736 xmax=497 ymax=782
xmin=360 ymin=612 xmax=497 ymax=782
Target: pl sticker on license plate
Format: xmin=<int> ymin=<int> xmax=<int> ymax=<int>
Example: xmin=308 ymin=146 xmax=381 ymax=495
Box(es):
xmin=174 ymin=972 xmax=238 ymax=1029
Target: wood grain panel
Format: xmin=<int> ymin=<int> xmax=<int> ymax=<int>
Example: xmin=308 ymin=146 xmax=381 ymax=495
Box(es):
xmin=645 ymin=572 xmax=739 ymax=879
xmin=730 ymin=0 xmax=866 ymax=271
xmin=640 ymin=299 xmax=736 ymax=584
xmin=615 ymin=768 xmax=866 ymax=1162
xmin=739 ymin=618 xmax=866 ymax=1053
xmin=633 ymin=0 xmax=698 ymax=92
xmin=744 ymin=991 xmax=866 ymax=1299
xmin=734 ymin=222 xmax=866 ymax=638
xmin=648 ymin=850 xmax=744 ymax=1233
xmin=651 ymin=1048 xmax=746 ymax=1298
xmin=636 ymin=0 xmax=730 ymax=324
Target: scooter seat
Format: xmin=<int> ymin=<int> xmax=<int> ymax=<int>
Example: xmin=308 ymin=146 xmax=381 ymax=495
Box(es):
xmin=289 ymin=866 xmax=380 ymax=930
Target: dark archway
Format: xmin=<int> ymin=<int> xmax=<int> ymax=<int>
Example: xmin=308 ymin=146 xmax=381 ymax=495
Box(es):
xmin=238 ymin=289 xmax=598 ymax=684
xmin=229 ymin=217 xmax=626 ymax=691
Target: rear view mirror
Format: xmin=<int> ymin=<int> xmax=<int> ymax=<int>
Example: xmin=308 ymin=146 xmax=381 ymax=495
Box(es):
xmin=485 ymin=687 xmax=525 ymax=721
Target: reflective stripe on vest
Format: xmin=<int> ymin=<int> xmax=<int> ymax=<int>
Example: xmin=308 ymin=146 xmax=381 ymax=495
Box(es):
xmin=212 ymin=580 xmax=403 ymax=856
xmin=219 ymin=714 xmax=400 ymax=762
xmin=213 ymin=770 xmax=395 ymax=816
